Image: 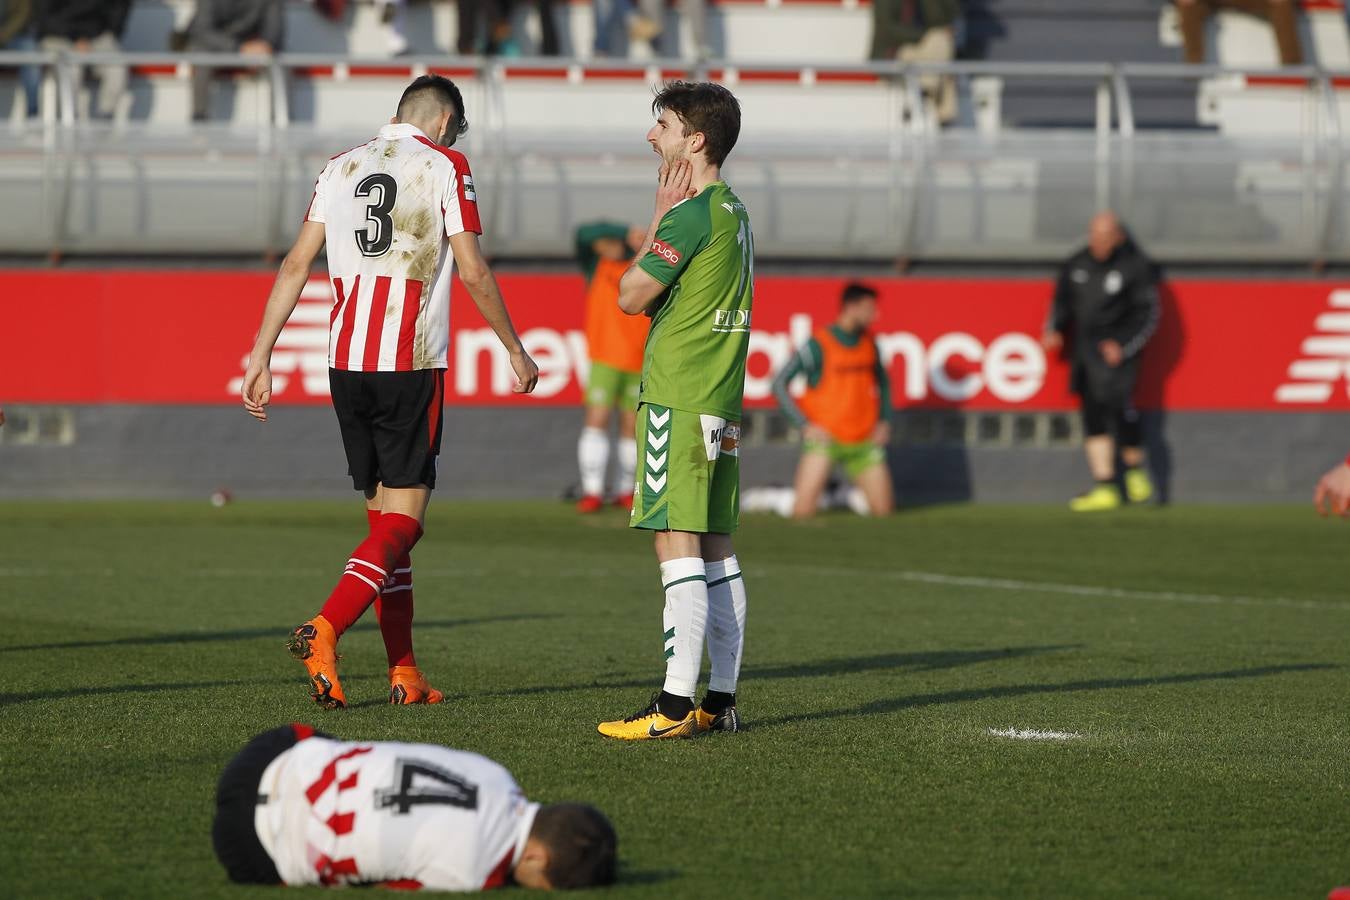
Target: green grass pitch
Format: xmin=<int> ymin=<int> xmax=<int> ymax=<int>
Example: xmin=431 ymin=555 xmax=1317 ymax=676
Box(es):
xmin=1 ymin=501 xmax=1347 ymax=898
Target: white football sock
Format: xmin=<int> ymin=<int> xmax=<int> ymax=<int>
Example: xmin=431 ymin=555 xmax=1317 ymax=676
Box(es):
xmin=577 ymin=426 xmax=609 ymax=497
xmin=704 ymin=555 xmax=747 ymax=694
xmin=614 ymin=436 xmax=637 ymax=498
xmin=659 ymin=557 xmax=708 ymax=698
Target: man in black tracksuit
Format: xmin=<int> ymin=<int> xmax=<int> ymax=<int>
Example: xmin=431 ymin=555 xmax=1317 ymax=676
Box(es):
xmin=1042 ymin=211 xmax=1160 ymax=511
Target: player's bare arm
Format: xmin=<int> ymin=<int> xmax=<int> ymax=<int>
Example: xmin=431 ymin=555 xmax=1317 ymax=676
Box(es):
xmin=449 ymin=230 xmax=540 ymax=393
xmin=1313 ymin=459 xmax=1350 ymax=516
xmin=617 ymin=160 xmax=694 ymax=315
xmin=242 ymin=221 xmax=327 ymax=421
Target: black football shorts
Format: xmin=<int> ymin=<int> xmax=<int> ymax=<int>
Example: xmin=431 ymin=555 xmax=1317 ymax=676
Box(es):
xmin=329 ymin=368 xmax=445 ymax=492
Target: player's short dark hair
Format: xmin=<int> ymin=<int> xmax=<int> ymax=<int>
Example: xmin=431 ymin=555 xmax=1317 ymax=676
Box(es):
xmin=652 ymin=81 xmax=741 ymax=167
xmin=841 ymin=282 xmax=879 ymax=306
xmin=530 ymin=803 xmax=617 ymax=890
xmin=396 ymin=75 xmax=469 ymax=144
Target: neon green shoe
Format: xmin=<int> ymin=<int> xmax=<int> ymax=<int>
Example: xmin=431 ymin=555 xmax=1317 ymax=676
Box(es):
xmin=1069 ymin=483 xmax=1122 ymax=512
xmin=1124 ymin=468 xmax=1154 ymax=504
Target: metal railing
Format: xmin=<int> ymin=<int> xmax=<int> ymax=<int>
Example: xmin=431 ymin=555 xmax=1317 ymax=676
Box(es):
xmin=1 ymin=50 xmax=1347 ymax=263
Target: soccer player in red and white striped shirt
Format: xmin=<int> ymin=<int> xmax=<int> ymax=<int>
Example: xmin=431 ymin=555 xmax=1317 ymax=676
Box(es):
xmin=240 ymin=76 xmax=539 ymax=709
xmin=213 ymin=725 xmax=617 ymax=890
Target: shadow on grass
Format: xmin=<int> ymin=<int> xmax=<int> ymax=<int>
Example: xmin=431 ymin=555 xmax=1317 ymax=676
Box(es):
xmin=0 ymin=673 xmax=394 ymax=707
xmin=752 ymin=663 xmax=1337 ymax=728
xmin=0 ymin=677 xmax=272 ymax=707
xmin=618 ymin=866 xmax=680 ymax=886
xmin=0 ymin=613 xmax=558 ymax=654
xmin=485 ymin=645 xmax=1079 ymax=699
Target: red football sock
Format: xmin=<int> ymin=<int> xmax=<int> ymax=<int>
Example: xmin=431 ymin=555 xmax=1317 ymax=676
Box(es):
xmin=319 ymin=513 xmax=423 ymax=637
xmin=375 ymin=548 xmax=416 ymax=668
xmin=366 ymin=508 xmax=417 ymax=667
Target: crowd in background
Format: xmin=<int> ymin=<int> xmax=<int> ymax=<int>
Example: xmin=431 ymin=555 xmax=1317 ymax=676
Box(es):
xmin=0 ymin=0 xmax=1323 ymax=124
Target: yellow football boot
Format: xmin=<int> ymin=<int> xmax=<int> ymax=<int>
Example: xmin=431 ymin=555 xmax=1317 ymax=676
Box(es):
xmin=1124 ymin=468 xmax=1154 ymax=504
xmin=286 ymin=616 xmax=346 ymax=709
xmin=389 ymin=666 xmax=444 ymax=705
xmin=598 ymin=694 xmax=696 ymax=740
xmin=1069 ymin=483 xmax=1122 ymax=513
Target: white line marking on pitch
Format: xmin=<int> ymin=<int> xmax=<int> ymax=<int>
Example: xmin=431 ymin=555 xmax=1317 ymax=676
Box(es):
xmin=781 ymin=565 xmax=1350 ymax=612
xmin=987 ymin=727 xmax=1082 ymax=741
xmin=5 ymin=562 xmax=1347 ymax=612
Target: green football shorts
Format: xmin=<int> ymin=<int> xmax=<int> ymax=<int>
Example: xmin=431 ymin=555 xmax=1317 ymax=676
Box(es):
xmin=803 ymin=437 xmax=887 ymax=481
xmin=630 ymin=403 xmax=740 ymax=534
xmin=585 ymin=361 xmax=642 ymax=410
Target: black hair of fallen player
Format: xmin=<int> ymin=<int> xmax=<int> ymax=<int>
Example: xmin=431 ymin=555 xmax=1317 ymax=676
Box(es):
xmin=529 ymin=803 xmax=618 ymax=889
xmin=840 ymin=281 xmax=879 ymax=307
xmin=652 ymin=80 xmax=741 ymax=168
xmin=397 ymin=74 xmax=469 ymax=144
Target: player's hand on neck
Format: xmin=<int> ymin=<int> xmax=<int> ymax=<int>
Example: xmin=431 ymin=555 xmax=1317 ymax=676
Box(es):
xmin=671 ymin=147 xmax=719 ymax=195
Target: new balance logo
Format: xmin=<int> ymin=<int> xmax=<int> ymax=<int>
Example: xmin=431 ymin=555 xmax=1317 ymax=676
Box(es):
xmin=226 ymin=278 xmax=333 ymax=399
xmin=1275 ymin=290 xmax=1350 ymax=403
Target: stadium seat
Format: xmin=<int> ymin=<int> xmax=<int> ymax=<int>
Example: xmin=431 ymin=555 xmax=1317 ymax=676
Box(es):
xmin=1181 ymin=0 xmax=1350 ymax=136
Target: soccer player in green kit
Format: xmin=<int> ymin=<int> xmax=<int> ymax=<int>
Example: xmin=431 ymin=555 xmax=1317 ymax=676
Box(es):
xmin=597 ymin=81 xmax=753 ymax=740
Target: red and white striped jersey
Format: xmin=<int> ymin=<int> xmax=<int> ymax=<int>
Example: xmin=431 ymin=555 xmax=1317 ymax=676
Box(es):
xmin=255 ymin=736 xmax=539 ymax=891
xmin=306 ymin=123 xmax=482 ymax=372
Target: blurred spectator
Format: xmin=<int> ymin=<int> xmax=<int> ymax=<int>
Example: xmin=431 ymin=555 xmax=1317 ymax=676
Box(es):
xmin=772 ymin=282 xmax=895 ymax=519
xmin=186 ymin=0 xmax=285 ymax=121
xmin=1176 ymin=0 xmax=1302 ymax=65
xmin=870 ymin=0 xmax=958 ymax=124
xmin=376 ymin=0 xmax=408 ymax=57
xmin=1042 ymin=212 xmax=1159 ymax=513
xmin=630 ymin=0 xmax=708 ymax=61
xmin=34 ymin=0 xmax=130 ymax=120
xmin=592 ymin=0 xmax=629 ymax=57
xmin=458 ymin=0 xmax=559 ymax=56
xmin=573 ymin=220 xmax=648 ymax=513
xmin=0 ymin=0 xmax=39 ymax=118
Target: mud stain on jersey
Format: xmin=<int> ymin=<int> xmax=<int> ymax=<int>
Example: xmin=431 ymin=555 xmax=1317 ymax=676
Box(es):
xmin=391 ymin=206 xmax=439 ymax=289
xmin=343 ymin=158 xmax=360 ymax=178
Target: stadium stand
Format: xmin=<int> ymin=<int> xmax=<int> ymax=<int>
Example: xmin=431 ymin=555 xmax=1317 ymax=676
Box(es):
xmin=0 ymin=0 xmax=1348 ymax=263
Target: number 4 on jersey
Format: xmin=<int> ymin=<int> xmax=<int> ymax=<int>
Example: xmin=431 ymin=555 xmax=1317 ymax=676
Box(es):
xmin=376 ymin=758 xmax=479 ymax=814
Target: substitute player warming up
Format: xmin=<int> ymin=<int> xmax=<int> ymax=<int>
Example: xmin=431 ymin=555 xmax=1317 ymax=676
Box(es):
xmin=574 ymin=220 xmax=649 ymax=513
xmin=597 ymin=81 xmax=752 ymax=740
xmin=213 ymin=725 xmax=616 ymax=890
xmin=241 ymin=76 xmax=539 ymax=709
xmin=771 ymin=282 xmax=894 ymax=518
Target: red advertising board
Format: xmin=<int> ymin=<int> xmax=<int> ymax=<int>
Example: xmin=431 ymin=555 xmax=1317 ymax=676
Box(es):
xmin=3 ymin=270 xmax=1349 ymax=411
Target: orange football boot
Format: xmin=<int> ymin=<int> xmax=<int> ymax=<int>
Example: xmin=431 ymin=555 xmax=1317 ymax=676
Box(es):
xmin=389 ymin=666 xmax=444 ymax=705
xmin=286 ymin=616 xmax=347 ymax=709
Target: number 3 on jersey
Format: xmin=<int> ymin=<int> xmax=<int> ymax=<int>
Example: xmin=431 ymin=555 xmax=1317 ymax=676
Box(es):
xmin=355 ymin=173 xmax=397 ymax=257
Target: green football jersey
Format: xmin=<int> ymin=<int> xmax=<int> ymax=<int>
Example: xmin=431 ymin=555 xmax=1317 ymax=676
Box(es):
xmin=636 ymin=181 xmax=754 ymax=421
